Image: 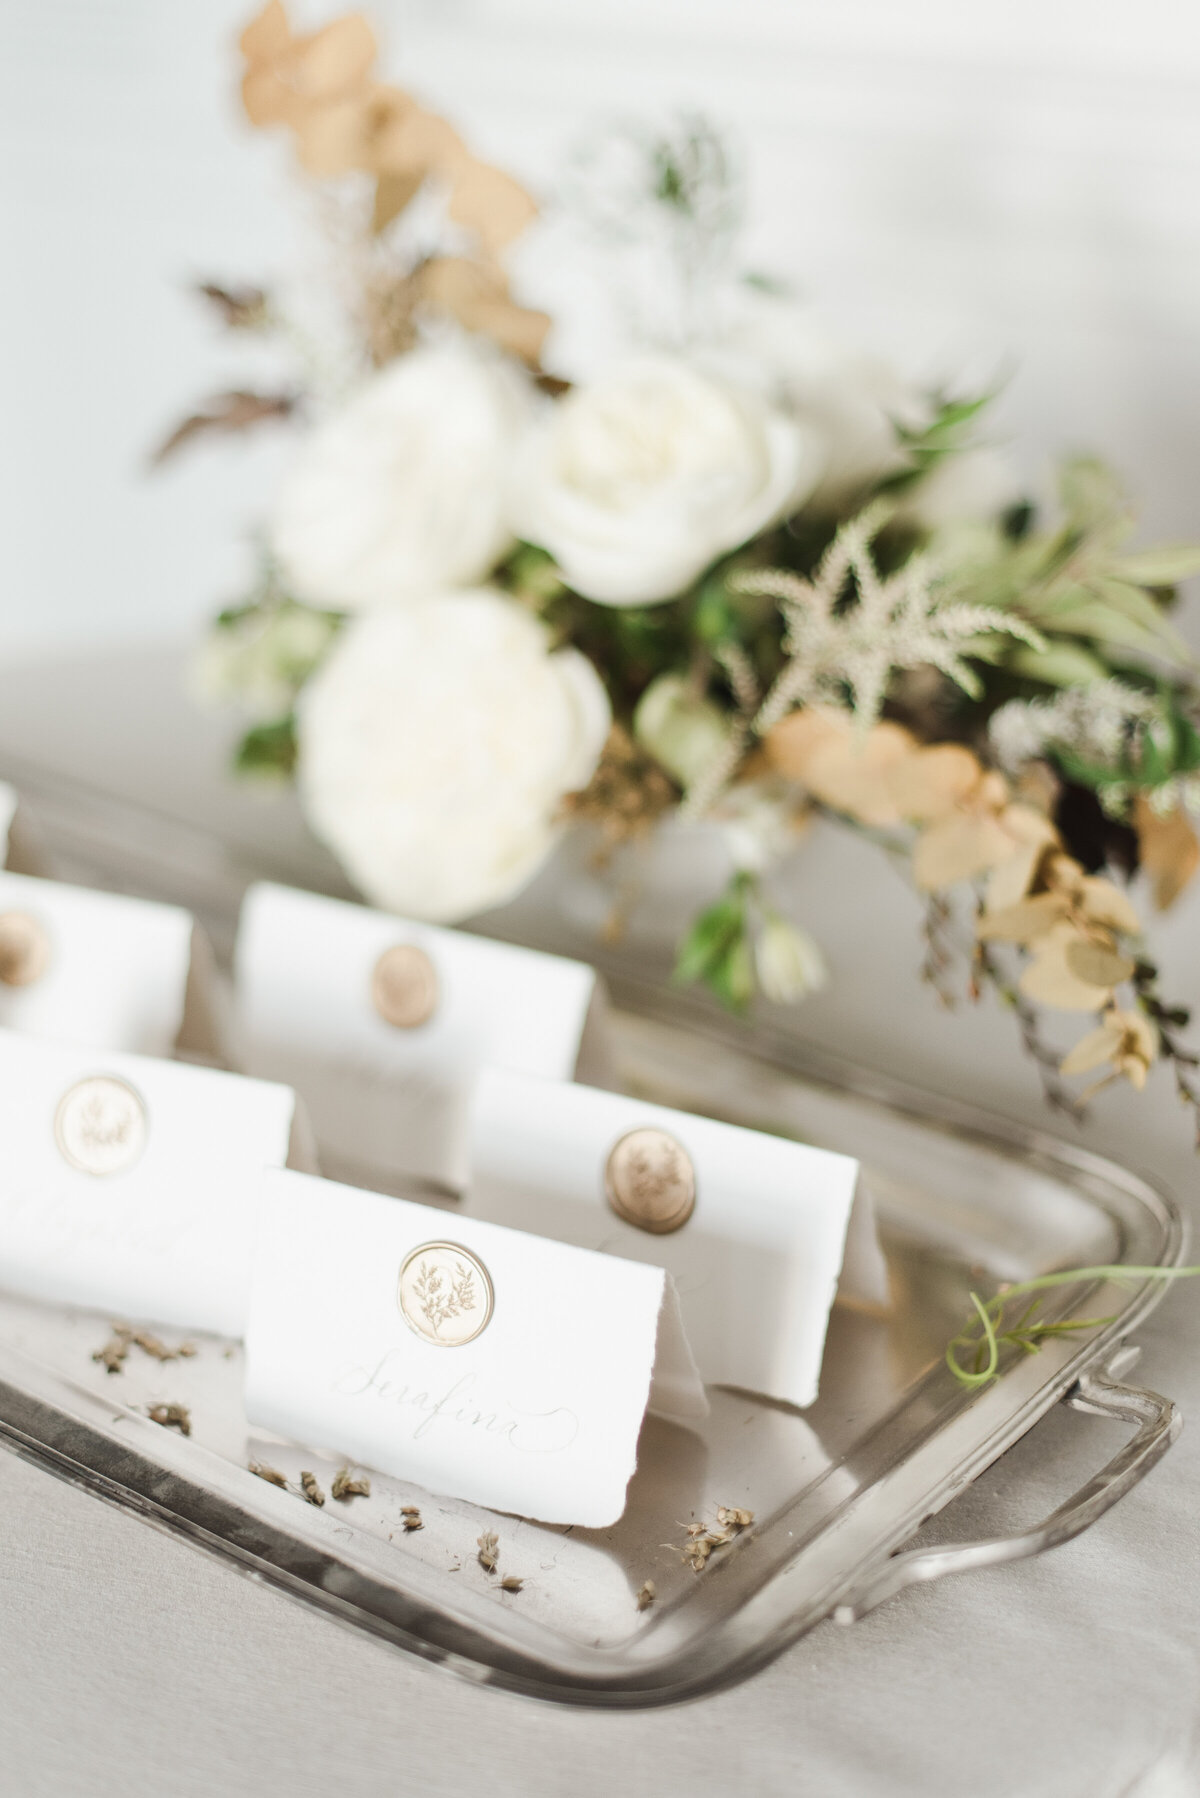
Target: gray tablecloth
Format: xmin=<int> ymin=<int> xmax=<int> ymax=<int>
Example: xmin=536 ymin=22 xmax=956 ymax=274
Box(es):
xmin=0 ymin=648 xmax=1197 ymax=1798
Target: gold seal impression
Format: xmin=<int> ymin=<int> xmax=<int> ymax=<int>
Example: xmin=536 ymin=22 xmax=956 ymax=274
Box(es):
xmin=371 ymin=943 xmax=439 ymax=1029
xmin=605 ymin=1126 xmax=696 ymax=1234
xmin=398 ymin=1241 xmax=494 ymax=1347
xmin=54 ymin=1075 xmax=148 ymax=1177
xmin=0 ymin=911 xmax=51 ymax=988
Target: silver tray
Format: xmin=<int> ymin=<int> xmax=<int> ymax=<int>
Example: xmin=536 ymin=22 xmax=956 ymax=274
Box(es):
xmin=0 ymin=761 xmax=1186 ymax=1707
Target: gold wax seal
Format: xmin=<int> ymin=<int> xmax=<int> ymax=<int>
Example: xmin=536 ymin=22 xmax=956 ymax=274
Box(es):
xmin=371 ymin=943 xmax=438 ymax=1029
xmin=54 ymin=1075 xmax=148 ymax=1177
xmin=0 ymin=911 xmax=50 ymax=988
xmin=605 ymin=1127 xmax=696 ymax=1234
xmin=398 ymin=1241 xmax=494 ymax=1347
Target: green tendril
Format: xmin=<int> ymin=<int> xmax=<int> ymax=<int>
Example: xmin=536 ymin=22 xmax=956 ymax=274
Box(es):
xmin=946 ymin=1263 xmax=1200 ymax=1391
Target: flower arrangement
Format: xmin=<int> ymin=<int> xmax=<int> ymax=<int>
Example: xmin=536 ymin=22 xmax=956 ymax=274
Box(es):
xmin=169 ymin=3 xmax=1200 ymax=1141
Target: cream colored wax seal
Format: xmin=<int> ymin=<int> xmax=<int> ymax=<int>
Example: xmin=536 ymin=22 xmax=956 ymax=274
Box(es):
xmin=371 ymin=943 xmax=438 ymax=1029
xmin=605 ymin=1127 xmax=696 ymax=1234
xmin=398 ymin=1242 xmax=494 ymax=1347
xmin=0 ymin=911 xmax=50 ymax=988
xmin=54 ymin=1075 xmax=148 ymax=1177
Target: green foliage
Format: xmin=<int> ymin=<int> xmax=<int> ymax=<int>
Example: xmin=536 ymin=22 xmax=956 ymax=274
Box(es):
xmin=946 ymin=1263 xmax=1200 ymax=1389
xmin=1053 ymin=685 xmax=1200 ymax=799
xmin=880 ymin=389 xmax=996 ymax=494
xmin=234 ymin=715 xmax=298 ymax=779
xmin=673 ymin=870 xmax=757 ymax=1012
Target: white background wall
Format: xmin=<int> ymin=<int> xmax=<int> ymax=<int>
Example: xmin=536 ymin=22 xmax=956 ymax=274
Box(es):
xmin=4 ymin=0 xmax=1200 ymax=660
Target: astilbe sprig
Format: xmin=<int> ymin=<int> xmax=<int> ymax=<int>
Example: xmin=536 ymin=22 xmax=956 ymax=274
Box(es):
xmin=735 ymin=501 xmax=1044 ymax=738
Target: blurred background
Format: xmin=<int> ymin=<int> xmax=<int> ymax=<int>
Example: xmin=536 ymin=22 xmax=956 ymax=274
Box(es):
xmin=4 ymin=0 xmax=1200 ymax=663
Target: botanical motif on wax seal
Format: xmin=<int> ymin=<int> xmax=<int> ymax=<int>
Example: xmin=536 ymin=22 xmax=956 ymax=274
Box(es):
xmin=398 ymin=1242 xmax=494 ymax=1347
xmin=0 ymin=911 xmax=51 ymax=988
xmin=605 ymin=1127 xmax=696 ymax=1234
xmin=54 ymin=1075 xmax=148 ymax=1177
xmin=370 ymin=943 xmax=439 ymax=1029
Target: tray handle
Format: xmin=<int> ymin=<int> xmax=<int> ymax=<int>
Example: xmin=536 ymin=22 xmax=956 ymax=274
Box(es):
xmin=833 ymin=1348 xmax=1181 ymax=1624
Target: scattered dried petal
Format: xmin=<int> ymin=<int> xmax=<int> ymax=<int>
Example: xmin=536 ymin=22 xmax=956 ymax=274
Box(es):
xmin=249 ymin=1460 xmax=288 ymax=1489
xmin=499 ymin=1574 xmax=524 ymax=1592
xmin=402 ymin=1514 xmax=424 ymax=1533
xmin=146 ymin=1403 xmax=191 ymax=1437
xmin=331 ymin=1466 xmax=371 ymax=1502
xmin=636 ymin=1580 xmax=656 ymax=1611
xmin=299 ymin=1470 xmax=325 ymax=1507
xmin=477 ymin=1530 xmax=499 ymax=1573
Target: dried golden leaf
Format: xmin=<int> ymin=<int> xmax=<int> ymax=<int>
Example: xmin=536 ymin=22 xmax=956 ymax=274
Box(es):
xmin=241 ymin=64 xmax=303 ymax=128
xmin=448 ymin=157 xmax=539 ymax=254
xmin=419 ymin=256 xmax=549 ymax=365
xmin=1064 ymin=938 xmax=1135 ymax=990
xmin=765 ymin=708 xmax=918 ymax=826
xmin=372 ymin=166 xmax=423 ymax=232
xmin=293 ymin=94 xmax=370 ymax=176
xmin=985 ymin=832 xmax=1059 ymax=913
xmin=1019 ymin=942 xmax=1113 ymax=1012
xmin=888 ymin=743 xmax=981 ymax=823
xmin=912 ymin=814 xmax=1014 ymax=891
xmin=240 ymin=1 xmax=290 ymax=65
xmin=292 ymin=14 xmax=376 ymax=102
xmin=975 ymin=892 xmax=1067 ymax=945
xmin=1134 ymin=796 xmax=1200 ymax=912
xmin=374 ymin=104 xmax=467 ymax=178
xmin=1076 ymin=876 xmax=1141 ymax=937
xmin=1060 ymin=1022 xmax=1125 ymax=1077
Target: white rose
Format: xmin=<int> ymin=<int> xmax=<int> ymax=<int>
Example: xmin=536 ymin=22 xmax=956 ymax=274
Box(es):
xmin=270 ymin=341 xmax=531 ymax=610
xmin=296 ymin=590 xmax=611 ymax=921
xmin=704 ymin=296 xmax=928 ymax=509
xmin=510 ymin=354 xmax=824 ymax=606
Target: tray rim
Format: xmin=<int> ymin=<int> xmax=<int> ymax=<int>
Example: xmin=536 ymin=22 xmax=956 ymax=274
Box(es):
xmin=0 ymin=985 xmax=1183 ymax=1710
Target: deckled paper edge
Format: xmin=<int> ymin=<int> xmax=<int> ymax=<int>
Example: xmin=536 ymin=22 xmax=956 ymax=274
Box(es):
xmin=648 ymin=1275 xmax=709 ymax=1421
xmin=175 ymin=924 xmax=228 ymax=1067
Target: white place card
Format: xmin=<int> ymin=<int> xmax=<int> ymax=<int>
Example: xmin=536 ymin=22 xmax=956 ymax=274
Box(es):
xmin=465 ymin=1070 xmax=889 ymax=1411
xmin=0 ymin=1031 xmax=312 ymax=1335
xmin=245 ymin=1169 xmax=707 ymax=1527
xmin=0 ymin=871 xmax=222 ymax=1061
xmin=234 ymin=882 xmax=610 ymax=1195
xmin=0 ymin=783 xmax=44 ymax=876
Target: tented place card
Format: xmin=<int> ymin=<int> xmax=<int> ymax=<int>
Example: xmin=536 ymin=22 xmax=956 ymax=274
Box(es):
xmin=0 ymin=871 xmax=222 ymax=1060
xmin=235 ymin=882 xmax=608 ymax=1194
xmin=245 ymin=1169 xmax=706 ymax=1527
xmin=466 ymin=1070 xmax=889 ymax=1410
xmin=0 ymin=782 xmax=42 ymax=875
xmin=0 ymin=1031 xmax=310 ymax=1335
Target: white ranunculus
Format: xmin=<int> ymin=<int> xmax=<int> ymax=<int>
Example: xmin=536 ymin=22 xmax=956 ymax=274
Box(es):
xmin=270 ymin=341 xmax=531 ymax=611
xmin=296 ymin=590 xmax=611 ymax=921
xmin=510 ymin=354 xmax=824 ymax=606
xmin=755 ymin=915 xmax=828 ymax=1004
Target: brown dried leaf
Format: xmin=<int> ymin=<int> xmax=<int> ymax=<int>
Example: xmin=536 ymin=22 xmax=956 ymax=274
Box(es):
xmin=1059 ymin=1022 xmax=1125 ymax=1078
xmin=197 ymin=282 xmax=270 ymax=329
xmin=240 ymin=1 xmax=290 ymax=64
xmin=912 ymin=814 xmax=1015 ymax=891
xmin=1134 ymin=796 xmax=1200 ymax=912
xmin=373 ymin=103 xmax=466 ymax=177
xmin=1064 ymin=938 xmax=1135 ymax=990
xmin=152 ymin=391 xmax=297 ymax=465
xmin=887 ymin=743 xmax=982 ymax=822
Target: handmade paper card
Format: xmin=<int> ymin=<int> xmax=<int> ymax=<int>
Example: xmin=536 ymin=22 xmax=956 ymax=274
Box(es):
xmin=0 ymin=871 xmax=222 ymax=1060
xmin=234 ymin=881 xmax=609 ymax=1194
xmin=245 ymin=1169 xmax=706 ymax=1527
xmin=0 ymin=1031 xmax=311 ymax=1335
xmin=465 ymin=1070 xmax=889 ymax=1410
xmin=0 ymin=783 xmax=42 ymax=875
